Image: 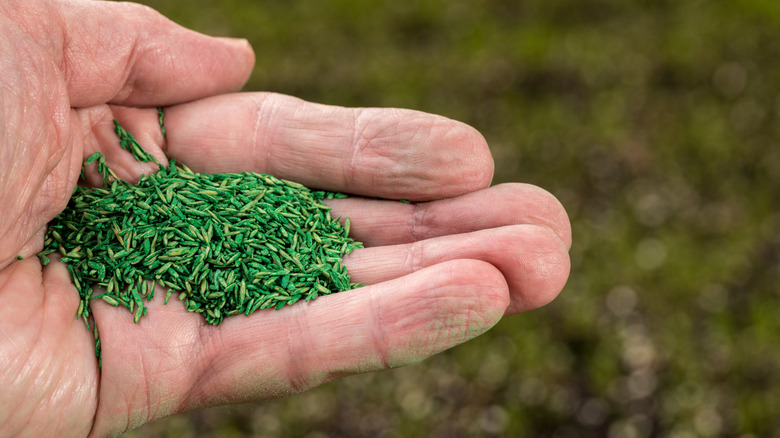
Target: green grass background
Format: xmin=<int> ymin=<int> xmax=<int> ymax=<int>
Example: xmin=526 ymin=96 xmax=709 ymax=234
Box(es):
xmin=123 ymin=0 xmax=780 ymax=436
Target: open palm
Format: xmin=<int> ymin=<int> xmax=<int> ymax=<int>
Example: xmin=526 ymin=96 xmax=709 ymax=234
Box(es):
xmin=0 ymin=1 xmax=570 ymax=437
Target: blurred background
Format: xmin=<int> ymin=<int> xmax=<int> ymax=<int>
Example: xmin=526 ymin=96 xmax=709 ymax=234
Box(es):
xmin=124 ymin=0 xmax=780 ymax=436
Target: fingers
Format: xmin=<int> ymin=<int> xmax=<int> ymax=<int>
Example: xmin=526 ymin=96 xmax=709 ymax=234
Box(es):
xmin=181 ymin=259 xmax=509 ymax=408
xmin=86 ymin=260 xmax=507 ymax=433
xmin=161 ymin=93 xmax=494 ymax=200
xmin=89 ymin=260 xmax=507 ymax=433
xmin=47 ymin=0 xmax=254 ymax=107
xmin=325 ymin=184 xmax=570 ymax=315
xmin=345 ymin=225 xmax=570 ymax=315
xmin=80 ymin=105 xmax=172 ymax=186
xmin=78 ymin=93 xmax=493 ymax=199
xmin=326 ymin=183 xmax=572 ymax=249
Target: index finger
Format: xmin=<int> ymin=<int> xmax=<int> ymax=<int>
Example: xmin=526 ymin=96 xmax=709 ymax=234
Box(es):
xmin=161 ymin=93 xmax=494 ymax=201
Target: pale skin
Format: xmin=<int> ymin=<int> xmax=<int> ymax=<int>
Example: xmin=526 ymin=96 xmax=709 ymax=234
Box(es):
xmin=0 ymin=0 xmax=572 ymax=436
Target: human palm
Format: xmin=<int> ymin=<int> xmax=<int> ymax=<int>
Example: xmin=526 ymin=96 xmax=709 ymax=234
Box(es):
xmin=0 ymin=1 xmax=571 ymax=437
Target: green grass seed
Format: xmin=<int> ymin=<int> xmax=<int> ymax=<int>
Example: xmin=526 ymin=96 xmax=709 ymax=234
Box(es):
xmin=40 ymin=115 xmax=363 ymax=367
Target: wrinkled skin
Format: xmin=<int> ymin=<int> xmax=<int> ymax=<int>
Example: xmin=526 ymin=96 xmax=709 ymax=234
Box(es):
xmin=0 ymin=1 xmax=571 ymax=436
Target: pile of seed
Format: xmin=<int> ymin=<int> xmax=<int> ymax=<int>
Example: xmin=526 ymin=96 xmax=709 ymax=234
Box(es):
xmin=39 ymin=118 xmax=362 ymax=365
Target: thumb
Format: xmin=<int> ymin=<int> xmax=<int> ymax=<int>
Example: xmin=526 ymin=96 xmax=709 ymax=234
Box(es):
xmin=49 ymin=0 xmax=255 ymax=107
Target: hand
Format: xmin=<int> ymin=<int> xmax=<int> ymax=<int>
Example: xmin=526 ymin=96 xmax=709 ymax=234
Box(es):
xmin=0 ymin=1 xmax=571 ymax=437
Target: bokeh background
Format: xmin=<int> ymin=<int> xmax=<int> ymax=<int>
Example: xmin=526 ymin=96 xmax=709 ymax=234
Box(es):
xmin=123 ymin=0 xmax=780 ymax=436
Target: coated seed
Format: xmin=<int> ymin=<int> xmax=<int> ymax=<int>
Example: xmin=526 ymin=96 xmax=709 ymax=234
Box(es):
xmin=39 ymin=115 xmax=363 ymax=367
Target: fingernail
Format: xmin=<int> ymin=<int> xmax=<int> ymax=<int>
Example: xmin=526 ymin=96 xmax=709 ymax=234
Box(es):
xmin=217 ymin=37 xmax=252 ymax=50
